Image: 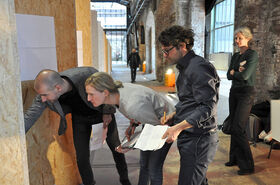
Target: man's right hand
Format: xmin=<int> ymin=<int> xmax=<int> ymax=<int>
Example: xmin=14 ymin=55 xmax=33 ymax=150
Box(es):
xmin=160 ymin=112 xmax=175 ymax=125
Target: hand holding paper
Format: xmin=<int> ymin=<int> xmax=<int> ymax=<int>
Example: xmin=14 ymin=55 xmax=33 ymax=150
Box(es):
xmin=125 ymin=119 xmax=141 ymax=141
xmin=120 ymin=124 xmax=169 ymax=151
xmin=162 ymin=120 xmax=193 ymax=143
xmin=115 ymin=145 xmax=131 ymax=153
xmin=90 ymin=123 xmax=108 ymax=151
xmin=134 ymin=124 xmax=169 ymax=151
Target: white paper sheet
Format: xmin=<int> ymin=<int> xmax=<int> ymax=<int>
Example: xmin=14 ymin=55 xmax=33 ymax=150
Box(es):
xmin=90 ymin=123 xmax=107 ymax=151
xmin=134 ymin=124 xmax=169 ymax=151
xmin=16 ymin=14 xmax=58 ymax=81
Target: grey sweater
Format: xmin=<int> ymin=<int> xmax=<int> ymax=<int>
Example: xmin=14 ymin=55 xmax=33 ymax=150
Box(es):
xmin=118 ymin=83 xmax=175 ymax=125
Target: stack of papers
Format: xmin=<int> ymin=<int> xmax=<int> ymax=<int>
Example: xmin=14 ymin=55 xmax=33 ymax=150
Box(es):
xmin=121 ymin=124 xmax=169 ymax=151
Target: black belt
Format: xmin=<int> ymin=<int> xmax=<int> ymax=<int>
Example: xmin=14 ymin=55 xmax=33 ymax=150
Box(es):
xmin=180 ymin=128 xmax=217 ymax=137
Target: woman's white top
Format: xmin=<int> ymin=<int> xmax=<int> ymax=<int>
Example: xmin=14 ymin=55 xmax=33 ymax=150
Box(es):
xmin=118 ymin=83 xmax=175 ymax=125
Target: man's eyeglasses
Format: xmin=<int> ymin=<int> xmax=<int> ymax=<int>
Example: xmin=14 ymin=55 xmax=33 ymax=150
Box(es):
xmin=162 ymin=46 xmax=175 ymax=55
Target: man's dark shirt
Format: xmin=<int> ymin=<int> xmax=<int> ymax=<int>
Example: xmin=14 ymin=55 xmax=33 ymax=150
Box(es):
xmin=24 ymin=67 xmax=113 ymax=134
xmin=175 ymin=50 xmax=220 ymax=134
xmin=59 ymin=77 xmax=101 ymax=117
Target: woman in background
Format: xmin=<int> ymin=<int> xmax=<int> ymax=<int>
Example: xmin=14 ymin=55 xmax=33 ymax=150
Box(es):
xmin=225 ymin=27 xmax=258 ymax=175
xmin=85 ymin=72 xmax=175 ymax=185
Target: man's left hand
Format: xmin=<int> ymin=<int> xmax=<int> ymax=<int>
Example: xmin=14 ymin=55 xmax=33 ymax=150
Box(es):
xmin=162 ymin=120 xmax=193 ymax=143
xmin=103 ymin=114 xmax=112 ymax=128
xmin=162 ymin=126 xmax=181 ymax=143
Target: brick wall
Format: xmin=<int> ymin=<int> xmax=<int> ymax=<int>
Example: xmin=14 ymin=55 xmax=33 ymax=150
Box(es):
xmin=155 ymin=0 xmax=176 ymax=81
xmin=154 ymin=0 xmax=205 ymax=81
xmin=235 ymin=0 xmax=280 ymax=102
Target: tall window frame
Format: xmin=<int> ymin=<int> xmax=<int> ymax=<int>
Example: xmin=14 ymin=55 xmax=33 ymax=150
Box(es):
xmin=210 ymin=0 xmax=235 ymax=54
xmin=91 ymin=2 xmax=127 ymax=64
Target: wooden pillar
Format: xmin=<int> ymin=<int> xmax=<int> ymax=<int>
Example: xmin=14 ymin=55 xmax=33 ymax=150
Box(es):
xmin=0 ymin=1 xmax=29 ymax=184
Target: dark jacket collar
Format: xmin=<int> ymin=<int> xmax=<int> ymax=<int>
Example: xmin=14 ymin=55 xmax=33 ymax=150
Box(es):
xmin=176 ymin=50 xmax=196 ymax=71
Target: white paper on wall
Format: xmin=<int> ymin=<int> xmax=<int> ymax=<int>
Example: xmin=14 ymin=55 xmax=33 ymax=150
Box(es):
xmin=76 ymin=30 xmax=83 ymax=67
xmin=16 ymin=14 xmax=57 ymax=81
xmin=271 ymin=100 xmax=280 ymax=142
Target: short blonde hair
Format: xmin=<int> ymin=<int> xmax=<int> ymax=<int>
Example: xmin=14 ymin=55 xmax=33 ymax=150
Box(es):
xmin=234 ymin=27 xmax=253 ymax=40
xmin=85 ymin=72 xmax=123 ymax=94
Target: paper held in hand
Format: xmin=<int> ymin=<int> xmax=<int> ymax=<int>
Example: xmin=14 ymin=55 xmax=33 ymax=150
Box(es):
xmin=121 ymin=124 xmax=169 ymax=151
xmin=90 ymin=123 xmax=107 ymax=151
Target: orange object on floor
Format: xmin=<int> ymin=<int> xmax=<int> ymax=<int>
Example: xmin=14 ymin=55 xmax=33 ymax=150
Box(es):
xmin=142 ymin=62 xmax=146 ymax=73
xmin=165 ymin=72 xmax=175 ymax=87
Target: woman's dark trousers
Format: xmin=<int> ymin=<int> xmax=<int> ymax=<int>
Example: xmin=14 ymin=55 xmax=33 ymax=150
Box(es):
xmin=228 ymin=86 xmax=255 ymax=171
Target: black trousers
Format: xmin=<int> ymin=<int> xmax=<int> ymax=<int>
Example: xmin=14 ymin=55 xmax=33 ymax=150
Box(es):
xmin=177 ymin=132 xmax=218 ymax=185
xmin=72 ymin=113 xmax=129 ymax=185
xmin=130 ymin=67 xmax=137 ymax=82
xmin=228 ymin=86 xmax=255 ymax=170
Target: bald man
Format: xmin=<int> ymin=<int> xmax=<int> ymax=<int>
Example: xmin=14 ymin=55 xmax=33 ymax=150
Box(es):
xmin=24 ymin=67 xmax=131 ymax=185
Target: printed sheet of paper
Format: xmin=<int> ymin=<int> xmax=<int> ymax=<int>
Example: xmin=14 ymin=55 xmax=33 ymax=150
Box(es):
xmin=134 ymin=124 xmax=169 ymax=151
xmin=90 ymin=123 xmax=107 ymax=151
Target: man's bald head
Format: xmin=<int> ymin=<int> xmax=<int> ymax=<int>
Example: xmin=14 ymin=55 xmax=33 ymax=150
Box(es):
xmin=34 ymin=69 xmax=64 ymax=91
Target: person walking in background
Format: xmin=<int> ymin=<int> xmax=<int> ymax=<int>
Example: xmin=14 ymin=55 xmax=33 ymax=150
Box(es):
xmin=158 ymin=25 xmax=220 ymax=185
xmin=85 ymin=72 xmax=175 ymax=185
xmin=24 ymin=67 xmax=131 ymax=185
xmin=127 ymin=48 xmax=141 ymax=83
xmin=225 ymin=27 xmax=258 ymax=175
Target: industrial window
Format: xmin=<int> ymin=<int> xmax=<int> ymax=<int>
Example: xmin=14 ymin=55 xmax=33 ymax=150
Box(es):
xmin=210 ymin=0 xmax=235 ymax=53
xmin=91 ymin=2 xmax=127 ymax=64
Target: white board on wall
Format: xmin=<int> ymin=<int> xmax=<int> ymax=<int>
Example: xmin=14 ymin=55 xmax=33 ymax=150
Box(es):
xmin=16 ymin=14 xmax=57 ymax=81
xmin=76 ymin=30 xmax=83 ymax=67
xmin=271 ymin=100 xmax=280 ymax=142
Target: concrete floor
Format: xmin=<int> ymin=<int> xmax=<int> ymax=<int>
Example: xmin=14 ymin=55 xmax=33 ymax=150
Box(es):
xmin=90 ymin=65 xmax=280 ymax=185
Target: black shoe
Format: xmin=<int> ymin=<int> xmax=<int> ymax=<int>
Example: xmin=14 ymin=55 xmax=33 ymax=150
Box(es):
xmin=225 ymin=161 xmax=237 ymax=167
xmin=237 ymin=169 xmax=254 ymax=175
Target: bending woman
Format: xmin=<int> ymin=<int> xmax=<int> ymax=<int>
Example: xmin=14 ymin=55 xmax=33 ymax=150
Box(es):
xmin=85 ymin=72 xmax=175 ymax=185
xmin=226 ymin=27 xmax=258 ymax=175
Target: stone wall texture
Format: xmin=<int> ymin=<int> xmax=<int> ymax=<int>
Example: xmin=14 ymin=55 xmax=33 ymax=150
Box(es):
xmin=137 ymin=3 xmax=156 ymax=75
xmin=155 ymin=0 xmax=176 ymax=81
xmin=145 ymin=0 xmax=280 ymax=102
xmin=235 ymin=0 xmax=280 ymax=102
xmin=154 ymin=0 xmax=205 ymax=81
